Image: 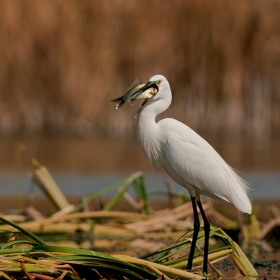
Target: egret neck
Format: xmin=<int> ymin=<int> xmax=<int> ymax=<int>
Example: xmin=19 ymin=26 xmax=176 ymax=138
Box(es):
xmin=136 ymin=83 xmax=172 ymax=169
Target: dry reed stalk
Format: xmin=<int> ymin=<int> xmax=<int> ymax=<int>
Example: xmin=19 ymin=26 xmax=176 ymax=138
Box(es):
xmin=231 ymin=241 xmax=258 ymax=276
xmin=125 ymin=201 xmax=212 ymax=232
xmin=0 ymin=212 xmax=257 ymax=278
xmin=206 ymin=207 xmax=238 ymax=229
xmin=142 ymin=263 xmax=171 ymax=280
xmin=0 ymin=271 xmax=12 ymax=280
xmin=193 ymin=255 xmax=229 ymax=276
xmin=49 ymin=238 xmax=167 ymax=252
xmin=259 ymin=217 xmax=280 ymax=239
xmin=113 ymin=255 xmax=204 ymax=279
xmin=123 ymin=192 xmax=143 ymax=210
xmin=0 ymin=215 xmax=26 ymax=223
xmin=241 ymin=215 xmax=260 ymax=249
xmin=0 ymin=222 xmax=135 ymax=237
xmin=25 ymin=207 xmax=45 ymax=220
xmin=32 ymin=165 xmax=70 ymax=211
xmin=30 ymin=273 xmax=54 ymax=280
xmin=11 ymin=210 xmax=148 ymax=225
xmin=151 ymin=208 xmax=173 ymax=217
xmin=51 ymin=205 xmax=76 ymax=218
xmin=171 ymin=248 xmax=233 ymax=269
xmin=163 ymin=220 xmax=194 ymax=231
xmin=129 ymin=239 xmax=166 ymax=252
xmin=190 ymin=242 xmax=223 ymax=277
xmin=135 ymin=231 xmax=186 ymax=241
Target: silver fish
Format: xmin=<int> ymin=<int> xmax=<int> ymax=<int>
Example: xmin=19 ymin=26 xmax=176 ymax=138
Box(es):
xmin=111 ymin=79 xmax=144 ymax=109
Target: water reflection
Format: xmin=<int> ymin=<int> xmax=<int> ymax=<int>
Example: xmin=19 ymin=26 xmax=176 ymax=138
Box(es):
xmin=1 ymin=135 xmax=280 ymax=173
xmin=0 ymin=136 xmax=280 ymax=199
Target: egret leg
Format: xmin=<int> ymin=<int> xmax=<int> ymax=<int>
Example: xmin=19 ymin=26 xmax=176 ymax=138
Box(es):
xmin=186 ymin=196 xmax=200 ymax=271
xmin=197 ymin=200 xmax=210 ymax=273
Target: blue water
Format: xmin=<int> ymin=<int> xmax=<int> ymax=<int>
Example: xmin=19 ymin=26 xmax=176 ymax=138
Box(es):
xmin=1 ymin=172 xmax=279 ymax=200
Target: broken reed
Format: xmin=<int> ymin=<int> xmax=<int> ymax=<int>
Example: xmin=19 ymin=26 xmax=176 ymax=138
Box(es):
xmin=0 ymin=216 xmax=202 ymax=280
xmin=0 ymin=216 xmax=257 ymax=279
xmin=139 ymin=227 xmax=258 ymax=276
xmin=0 ymin=166 xmax=259 ymax=277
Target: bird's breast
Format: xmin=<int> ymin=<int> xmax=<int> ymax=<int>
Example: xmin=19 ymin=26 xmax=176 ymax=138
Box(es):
xmin=139 ymin=135 xmax=164 ymax=169
xmin=136 ymin=122 xmax=164 ymax=169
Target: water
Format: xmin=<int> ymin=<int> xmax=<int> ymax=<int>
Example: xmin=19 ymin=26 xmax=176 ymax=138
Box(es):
xmin=2 ymin=171 xmax=280 ymax=200
xmin=0 ymin=136 xmax=279 ymax=278
xmin=0 ymin=135 xmax=280 ymax=200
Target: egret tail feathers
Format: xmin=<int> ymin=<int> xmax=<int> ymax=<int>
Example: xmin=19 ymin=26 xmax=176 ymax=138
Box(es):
xmin=231 ymin=169 xmax=252 ymax=214
xmin=228 ymin=173 xmax=252 ymax=214
xmin=231 ymin=190 xmax=252 ymax=214
xmin=212 ymin=167 xmax=252 ymax=214
xmin=216 ymin=190 xmax=251 ymax=214
xmin=231 ymin=167 xmax=251 ymax=192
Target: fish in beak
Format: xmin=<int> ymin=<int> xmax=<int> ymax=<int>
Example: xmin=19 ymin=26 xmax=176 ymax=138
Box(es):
xmin=130 ymin=80 xmax=160 ymax=117
xmin=111 ymin=79 xmax=145 ymax=109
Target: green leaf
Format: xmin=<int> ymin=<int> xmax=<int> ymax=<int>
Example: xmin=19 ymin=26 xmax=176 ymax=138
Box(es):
xmin=102 ymin=172 xmax=143 ymax=211
xmin=0 ymin=216 xmax=46 ymax=245
xmin=1 ymin=240 xmax=37 ymax=249
xmin=72 ymin=176 xmax=127 ymax=213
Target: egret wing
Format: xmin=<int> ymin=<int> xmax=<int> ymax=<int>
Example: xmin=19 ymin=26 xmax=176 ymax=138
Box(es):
xmin=160 ymin=120 xmax=251 ymax=214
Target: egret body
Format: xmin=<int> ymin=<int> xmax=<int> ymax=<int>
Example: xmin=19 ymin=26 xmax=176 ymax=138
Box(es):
xmin=132 ymin=75 xmax=251 ymax=273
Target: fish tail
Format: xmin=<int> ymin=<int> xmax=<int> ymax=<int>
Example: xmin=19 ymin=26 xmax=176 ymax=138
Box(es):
xmin=111 ymin=97 xmax=125 ymax=109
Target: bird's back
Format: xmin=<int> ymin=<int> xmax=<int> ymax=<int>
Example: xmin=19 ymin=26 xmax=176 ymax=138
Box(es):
xmin=157 ymin=118 xmax=252 ymax=214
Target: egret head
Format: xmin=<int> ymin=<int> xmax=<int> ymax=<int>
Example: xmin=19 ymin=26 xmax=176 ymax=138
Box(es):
xmin=132 ymin=75 xmax=172 ymax=117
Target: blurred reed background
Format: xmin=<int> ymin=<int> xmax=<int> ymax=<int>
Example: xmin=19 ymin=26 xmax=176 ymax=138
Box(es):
xmin=0 ymin=0 xmax=280 ymax=174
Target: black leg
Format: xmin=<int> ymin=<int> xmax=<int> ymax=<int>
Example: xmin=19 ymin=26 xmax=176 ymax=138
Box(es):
xmin=186 ymin=196 xmax=200 ymax=271
xmin=197 ymin=200 xmax=210 ymax=274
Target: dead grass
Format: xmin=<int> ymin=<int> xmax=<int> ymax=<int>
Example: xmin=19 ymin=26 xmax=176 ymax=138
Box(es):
xmin=0 ymin=0 xmax=280 ymax=141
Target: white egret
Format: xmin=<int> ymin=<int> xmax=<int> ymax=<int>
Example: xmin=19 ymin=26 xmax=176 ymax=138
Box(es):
xmin=113 ymin=74 xmax=251 ymax=273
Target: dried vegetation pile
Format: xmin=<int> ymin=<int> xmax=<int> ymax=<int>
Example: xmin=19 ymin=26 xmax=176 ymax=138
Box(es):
xmin=5 ymin=162 xmax=280 ymax=278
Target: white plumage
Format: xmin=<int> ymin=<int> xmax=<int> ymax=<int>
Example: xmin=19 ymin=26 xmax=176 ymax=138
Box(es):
xmin=111 ymin=74 xmax=254 ymax=273
xmin=136 ymin=74 xmax=251 ymax=214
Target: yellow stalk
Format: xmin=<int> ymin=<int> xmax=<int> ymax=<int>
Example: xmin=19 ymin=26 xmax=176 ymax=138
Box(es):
xmin=0 ymin=271 xmax=13 ymax=280
xmin=143 ymin=263 xmax=170 ymax=280
xmin=231 ymin=251 xmax=248 ymax=275
xmin=232 ymin=241 xmax=258 ymax=276
xmin=32 ymin=164 xmax=70 ymax=210
xmin=113 ymin=255 xmax=203 ymax=279
xmin=171 ymin=248 xmax=232 ymax=268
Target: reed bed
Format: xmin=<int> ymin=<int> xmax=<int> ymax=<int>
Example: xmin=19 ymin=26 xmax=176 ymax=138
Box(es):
xmin=0 ymin=164 xmax=263 ymax=278
xmin=0 ymin=164 xmax=241 ymax=252
xmin=0 ymin=216 xmax=257 ymax=279
xmin=0 ymin=216 xmax=201 ymax=279
xmin=0 ymin=1 xmax=280 ymax=142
